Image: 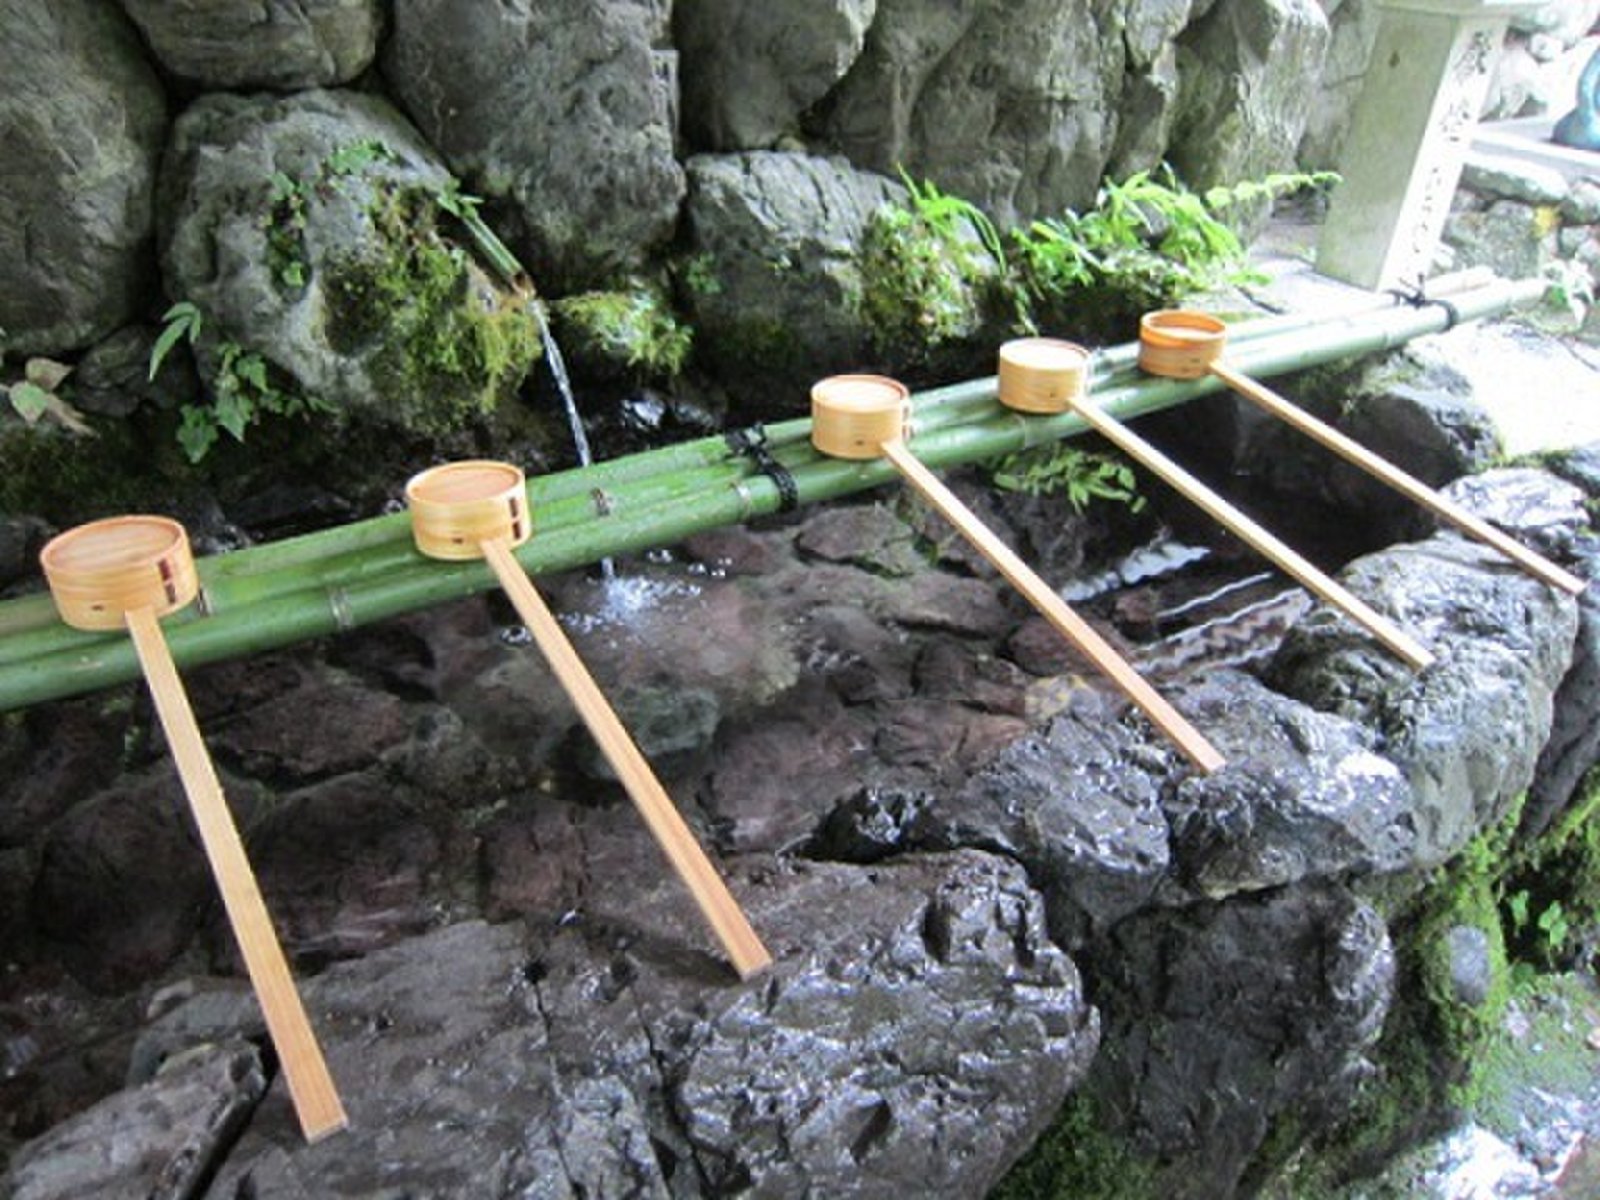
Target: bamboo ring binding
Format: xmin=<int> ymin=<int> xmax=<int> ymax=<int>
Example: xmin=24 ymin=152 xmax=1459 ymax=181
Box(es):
xmin=1137 ymin=309 xmax=1585 ymax=597
xmin=405 ymin=461 xmax=773 ymax=980
xmin=997 ymin=338 xmax=1090 ymax=414
xmin=38 ymin=517 xmax=348 ymax=1144
xmin=40 ymin=516 xmax=198 ymax=631
xmin=810 ymin=374 xmax=911 ymax=459
xmin=809 ymin=373 xmax=1225 ymax=774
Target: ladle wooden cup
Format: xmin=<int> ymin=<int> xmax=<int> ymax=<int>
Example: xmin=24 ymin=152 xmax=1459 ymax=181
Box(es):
xmin=811 ymin=373 xmax=1226 ymax=774
xmin=1139 ymin=310 xmax=1585 ymax=597
xmin=39 ymin=516 xmax=347 ymax=1143
xmin=405 ymin=461 xmax=772 ymax=980
xmin=1008 ymin=336 xmax=1436 ymax=671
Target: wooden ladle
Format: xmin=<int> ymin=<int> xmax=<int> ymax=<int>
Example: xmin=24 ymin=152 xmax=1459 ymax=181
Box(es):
xmin=811 ymin=374 xmax=1226 ymax=774
xmin=1138 ymin=310 xmax=1585 ymax=596
xmin=40 ymin=516 xmax=347 ymax=1143
xmin=1000 ymin=336 xmax=1436 ymax=671
xmin=404 ymin=461 xmax=772 ymax=979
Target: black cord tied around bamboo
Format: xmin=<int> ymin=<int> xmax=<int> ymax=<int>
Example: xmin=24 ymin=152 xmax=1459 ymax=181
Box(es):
xmin=1387 ymin=276 xmax=1461 ymax=331
xmin=725 ymin=424 xmax=800 ymax=512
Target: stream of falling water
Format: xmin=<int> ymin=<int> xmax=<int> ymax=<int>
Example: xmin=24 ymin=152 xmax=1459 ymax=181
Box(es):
xmin=534 ymin=303 xmax=615 ymax=585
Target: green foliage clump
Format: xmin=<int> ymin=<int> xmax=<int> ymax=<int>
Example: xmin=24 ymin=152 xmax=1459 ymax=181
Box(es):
xmin=150 ymin=301 xmax=335 ymax=463
xmin=1501 ymin=769 xmax=1600 ymax=973
xmin=991 ymin=444 xmax=1146 ymax=514
xmin=860 ymin=165 xmax=1337 ymax=359
xmin=991 ymin=1092 xmax=1158 ymax=1200
xmin=0 ymin=414 xmax=148 ymax=522
xmin=553 ymin=282 xmax=693 ymax=380
xmin=1013 ymin=168 xmax=1335 ymax=336
xmin=326 ymin=184 xmax=542 ymax=438
xmin=858 ymin=171 xmax=1012 ymax=363
xmin=179 ymin=341 xmax=335 ymax=464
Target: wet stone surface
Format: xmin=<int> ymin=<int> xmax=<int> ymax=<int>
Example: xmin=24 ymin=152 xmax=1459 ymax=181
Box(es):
xmin=0 ymin=457 xmax=1595 ymax=1196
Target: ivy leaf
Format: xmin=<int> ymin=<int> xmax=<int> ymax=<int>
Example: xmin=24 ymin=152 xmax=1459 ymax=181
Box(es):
xmin=234 ymin=353 xmax=269 ymax=393
xmin=177 ymin=406 xmax=218 ymax=463
xmin=25 ymin=357 xmax=71 ymax=392
xmin=214 ymin=391 xmax=253 ymax=441
xmin=7 ymin=381 xmax=50 ymax=422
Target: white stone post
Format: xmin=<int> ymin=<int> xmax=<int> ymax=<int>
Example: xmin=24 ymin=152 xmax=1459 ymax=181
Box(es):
xmin=1316 ymin=0 xmax=1541 ymax=290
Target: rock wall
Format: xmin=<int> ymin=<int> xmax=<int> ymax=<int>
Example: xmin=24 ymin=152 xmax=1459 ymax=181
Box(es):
xmin=0 ymin=0 xmax=1336 ymax=385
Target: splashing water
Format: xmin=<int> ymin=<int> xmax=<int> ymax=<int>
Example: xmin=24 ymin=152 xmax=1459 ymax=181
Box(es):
xmin=533 ymin=302 xmax=615 ymax=583
xmin=560 ymin=575 xmax=701 ymax=635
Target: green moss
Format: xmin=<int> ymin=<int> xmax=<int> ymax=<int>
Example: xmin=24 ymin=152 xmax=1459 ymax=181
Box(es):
xmin=326 ymin=185 xmax=541 ymax=438
xmin=1261 ymin=799 xmax=1531 ymax=1192
xmin=858 ymin=204 xmax=1002 ymax=364
xmin=0 ymin=419 xmax=157 ymax=524
xmin=552 ymin=282 xmax=692 ymax=380
xmin=1503 ymin=769 xmax=1600 ymax=969
xmin=990 ymin=1092 xmax=1159 ymax=1200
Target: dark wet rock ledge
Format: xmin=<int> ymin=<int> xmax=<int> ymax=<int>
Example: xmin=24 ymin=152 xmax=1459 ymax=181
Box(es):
xmin=1 ymin=454 xmax=1597 ymax=1199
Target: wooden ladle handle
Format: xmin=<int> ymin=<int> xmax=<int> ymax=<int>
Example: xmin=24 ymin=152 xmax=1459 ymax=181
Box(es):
xmin=1209 ymin=361 xmax=1586 ymax=595
xmin=125 ymin=606 xmax=348 ymax=1143
xmin=1061 ymin=394 xmax=1436 ymax=671
xmin=479 ymin=537 xmax=773 ymax=979
xmin=879 ymin=439 xmax=1227 ymax=774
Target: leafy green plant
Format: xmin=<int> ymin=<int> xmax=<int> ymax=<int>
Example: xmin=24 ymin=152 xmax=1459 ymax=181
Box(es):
xmin=898 ymin=167 xmax=1005 ymax=266
xmin=176 ymin=341 xmax=333 ymax=463
xmin=3 ymin=357 xmax=91 ymax=434
xmin=991 ymin=444 xmax=1145 ymax=513
xmin=1541 ymin=258 xmax=1595 ymax=326
xmin=149 ymin=301 xmax=203 ymax=381
xmin=265 ymin=171 xmax=311 ymax=289
xmin=326 ymin=137 xmax=394 ymax=178
xmin=1012 ymin=166 xmax=1337 ymax=332
xmin=679 ymin=253 xmax=723 ymax=298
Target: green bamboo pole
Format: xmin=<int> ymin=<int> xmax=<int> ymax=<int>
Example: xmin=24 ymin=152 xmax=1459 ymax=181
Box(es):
xmin=0 ymin=276 xmax=1432 ymax=649
xmin=0 ymin=276 xmax=1544 ymax=711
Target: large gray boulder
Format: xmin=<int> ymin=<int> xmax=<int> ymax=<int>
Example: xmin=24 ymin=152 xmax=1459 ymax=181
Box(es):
xmin=0 ymin=0 xmax=167 ymax=356
xmin=1528 ymin=447 xmax=1600 ymax=835
xmin=676 ymin=0 xmax=877 ymax=150
xmin=1162 ymin=671 xmax=1417 ymax=900
xmin=382 ymin=0 xmax=684 ymax=291
xmin=1086 ymin=884 xmax=1393 ymax=1200
xmin=99 ymin=854 xmax=1097 ymax=1198
xmin=683 ymin=151 xmax=900 ymax=393
xmin=121 ymin=0 xmax=381 ymax=90
xmin=814 ymin=0 xmax=1122 ymax=222
xmin=160 ymin=90 xmax=541 ymax=437
xmin=1298 ymin=0 xmax=1383 ymax=169
xmin=3 ymin=1042 xmax=265 ymax=1200
xmin=1270 ymin=471 xmax=1584 ymax=867
xmin=1172 ymin=0 xmax=1331 ymax=198
xmin=1232 ymin=346 xmax=1503 ymax=545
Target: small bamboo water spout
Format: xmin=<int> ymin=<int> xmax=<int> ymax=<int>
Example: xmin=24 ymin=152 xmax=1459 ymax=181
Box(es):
xmin=39 ymin=516 xmax=348 ymax=1144
xmin=405 ymin=461 xmax=772 ymax=980
xmin=810 ymin=373 xmax=1226 ymax=774
xmin=999 ymin=336 xmax=1437 ymax=671
xmin=1137 ymin=310 xmax=1585 ymax=597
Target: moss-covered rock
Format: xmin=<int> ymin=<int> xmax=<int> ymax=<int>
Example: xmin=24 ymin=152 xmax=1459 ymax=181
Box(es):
xmin=161 ymin=90 xmax=542 ymax=452
xmin=325 ymin=186 xmax=541 ymax=438
xmin=992 ymin=1092 xmax=1160 ymax=1200
xmin=550 ymin=280 xmax=692 ymax=383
